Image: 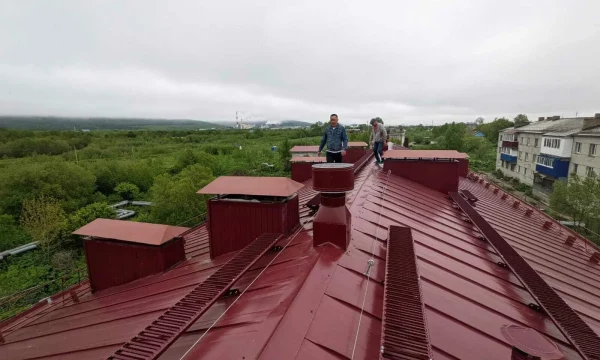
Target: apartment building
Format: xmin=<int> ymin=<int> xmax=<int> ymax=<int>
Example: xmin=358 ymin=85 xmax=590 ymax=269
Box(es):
xmin=496 ymin=114 xmax=600 ymax=196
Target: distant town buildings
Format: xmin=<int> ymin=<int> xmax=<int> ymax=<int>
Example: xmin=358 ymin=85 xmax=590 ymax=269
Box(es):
xmin=497 ymin=114 xmax=600 ymax=197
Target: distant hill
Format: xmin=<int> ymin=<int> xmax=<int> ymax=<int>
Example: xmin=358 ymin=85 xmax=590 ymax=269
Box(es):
xmin=0 ymin=116 xmax=226 ymax=130
xmin=219 ymin=120 xmax=313 ymax=128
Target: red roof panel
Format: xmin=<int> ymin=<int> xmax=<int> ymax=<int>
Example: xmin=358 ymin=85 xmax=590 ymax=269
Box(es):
xmin=290 ymin=145 xmax=318 ymax=152
xmin=3 ymin=165 xmax=599 ymax=359
xmin=197 ymin=176 xmax=304 ymax=196
xmin=290 ymin=156 xmax=326 ymax=163
xmin=384 ymin=149 xmax=469 ymax=159
xmin=72 ymin=219 xmax=189 ymax=246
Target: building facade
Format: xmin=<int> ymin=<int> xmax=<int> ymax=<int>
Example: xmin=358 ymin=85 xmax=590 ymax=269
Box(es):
xmin=496 ymin=114 xmax=600 ymax=196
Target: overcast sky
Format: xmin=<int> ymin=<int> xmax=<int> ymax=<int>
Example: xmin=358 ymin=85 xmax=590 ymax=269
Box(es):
xmin=1 ymin=1 xmax=599 ymax=125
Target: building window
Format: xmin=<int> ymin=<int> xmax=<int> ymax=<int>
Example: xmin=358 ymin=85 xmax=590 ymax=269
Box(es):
xmin=537 ymin=156 xmax=554 ymax=167
xmin=573 ymin=163 xmax=578 ymax=174
xmin=518 ymin=166 xmax=521 ymax=173
xmin=511 ymin=164 xmax=516 ymax=171
xmin=575 ymin=142 xmax=582 ymax=153
xmin=590 ymin=144 xmax=597 ymax=156
xmin=587 ymin=166 xmax=596 ymax=177
xmin=534 ymin=138 xmax=539 ymax=147
xmin=525 ymin=153 xmax=529 ymax=161
xmin=544 ymin=138 xmax=561 ymax=149
xmin=498 ymin=147 xmax=501 ymax=153
xmin=533 ymin=154 xmax=537 ymax=163
xmin=519 ymin=151 xmax=522 ymax=159
xmin=527 ymin=137 xmax=530 ymax=145
xmin=524 ymin=168 xmax=527 ymax=175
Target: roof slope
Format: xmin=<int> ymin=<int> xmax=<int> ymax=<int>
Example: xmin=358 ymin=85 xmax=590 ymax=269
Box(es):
xmin=2 ymin=166 xmax=598 ymax=359
xmin=460 ymin=178 xmax=600 ymax=336
xmin=73 ymin=219 xmax=189 ymax=246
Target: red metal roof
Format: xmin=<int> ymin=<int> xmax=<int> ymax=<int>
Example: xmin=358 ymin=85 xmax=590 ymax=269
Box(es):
xmin=72 ymin=219 xmax=189 ymax=246
xmin=197 ymin=176 xmax=304 ymax=196
xmin=384 ymin=149 xmax=469 ymax=159
xmin=290 ymin=156 xmax=326 ymax=163
xmin=2 ymin=166 xmax=599 ymax=360
xmin=461 ymin=178 xmax=600 ymax=338
xmin=290 ymin=145 xmax=318 ymax=152
xmin=290 ymin=142 xmax=366 ymax=153
xmin=348 ymin=141 xmax=368 ymax=147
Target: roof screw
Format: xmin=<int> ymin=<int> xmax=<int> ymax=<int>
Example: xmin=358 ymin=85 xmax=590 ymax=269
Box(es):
xmin=380 ymin=345 xmax=384 ymax=353
xmin=364 ymin=259 xmax=375 ymax=276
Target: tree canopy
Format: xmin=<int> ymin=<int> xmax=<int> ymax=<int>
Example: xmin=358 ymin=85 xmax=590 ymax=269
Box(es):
xmin=514 ymin=114 xmax=530 ymax=127
xmin=477 ymin=117 xmax=514 ymax=142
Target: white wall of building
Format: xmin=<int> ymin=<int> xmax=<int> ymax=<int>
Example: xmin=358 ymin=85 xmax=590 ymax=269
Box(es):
xmin=540 ymin=137 xmax=573 ymax=158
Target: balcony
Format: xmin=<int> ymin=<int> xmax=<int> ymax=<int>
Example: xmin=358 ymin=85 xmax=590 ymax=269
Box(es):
xmin=500 ymin=153 xmax=517 ymax=163
xmin=502 ymin=140 xmax=519 ymax=148
xmin=535 ymin=155 xmax=570 ymax=179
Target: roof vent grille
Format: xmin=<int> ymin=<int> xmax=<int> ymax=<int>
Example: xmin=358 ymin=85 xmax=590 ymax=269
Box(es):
xmin=108 ymin=233 xmax=283 ymax=360
xmin=380 ymin=226 xmax=432 ymax=359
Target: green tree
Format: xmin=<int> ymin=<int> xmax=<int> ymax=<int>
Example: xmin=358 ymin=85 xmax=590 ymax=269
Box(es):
xmin=475 ymin=117 xmax=484 ymax=125
xmin=149 ymin=165 xmax=214 ymax=225
xmin=478 ymin=117 xmax=514 ymax=142
xmin=20 ymin=196 xmax=67 ymax=256
xmin=278 ymin=138 xmax=292 ymax=171
xmin=0 ymin=214 xmax=31 ymax=251
xmin=114 ymin=182 xmax=140 ymax=201
xmin=550 ymin=174 xmax=600 ymax=235
xmin=67 ymin=202 xmax=116 ymax=232
xmin=514 ymin=114 xmax=530 ymax=127
xmin=441 ymin=122 xmax=465 ymax=151
xmin=0 ymin=161 xmax=96 ymax=216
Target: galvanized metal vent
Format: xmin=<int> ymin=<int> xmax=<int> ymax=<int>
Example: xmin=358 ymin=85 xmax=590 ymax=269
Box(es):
xmin=108 ymin=233 xmax=283 ymax=360
xmin=449 ymin=192 xmax=600 ymax=360
xmin=381 ymin=226 xmax=433 ymax=360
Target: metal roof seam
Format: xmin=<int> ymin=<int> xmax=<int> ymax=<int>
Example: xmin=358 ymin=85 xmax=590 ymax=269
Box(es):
xmin=450 ymin=192 xmax=600 ymax=360
xmin=469 ymin=175 xmax=600 ymax=253
xmin=178 ymin=224 xmax=308 ymax=360
xmin=350 ymin=170 xmax=391 ymax=360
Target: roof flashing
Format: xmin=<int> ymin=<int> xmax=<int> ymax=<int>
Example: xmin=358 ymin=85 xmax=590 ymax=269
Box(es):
xmin=197 ymin=176 xmax=304 ymax=197
xmin=384 ymin=150 xmax=469 ymax=160
xmin=73 ymin=219 xmax=189 ymax=246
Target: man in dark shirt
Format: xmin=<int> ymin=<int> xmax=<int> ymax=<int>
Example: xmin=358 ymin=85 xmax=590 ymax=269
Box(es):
xmin=318 ymin=114 xmax=348 ymax=163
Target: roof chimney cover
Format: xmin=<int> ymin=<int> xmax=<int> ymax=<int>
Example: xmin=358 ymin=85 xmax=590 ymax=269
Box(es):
xmin=74 ymin=219 xmax=188 ymax=292
xmin=312 ymin=163 xmax=354 ymax=192
xmin=200 ymin=176 xmax=303 ymax=258
xmin=500 ymin=325 xmax=563 ymax=359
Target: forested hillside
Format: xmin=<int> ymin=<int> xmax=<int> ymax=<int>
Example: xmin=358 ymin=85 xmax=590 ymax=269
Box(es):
xmin=0 ymin=123 xmax=369 ymax=320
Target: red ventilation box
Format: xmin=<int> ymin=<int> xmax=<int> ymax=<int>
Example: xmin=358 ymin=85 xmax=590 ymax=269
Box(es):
xmin=383 ymin=150 xmax=462 ymax=193
xmin=73 ymin=219 xmax=188 ymax=293
xmin=290 ymin=157 xmax=326 ymax=183
xmin=344 ymin=141 xmax=368 ymax=163
xmin=198 ymin=176 xmax=304 ymax=258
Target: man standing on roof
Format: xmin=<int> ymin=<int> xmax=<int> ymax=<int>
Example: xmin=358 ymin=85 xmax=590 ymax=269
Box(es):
xmin=318 ymin=114 xmax=348 ymax=163
xmin=370 ymin=117 xmax=387 ymax=164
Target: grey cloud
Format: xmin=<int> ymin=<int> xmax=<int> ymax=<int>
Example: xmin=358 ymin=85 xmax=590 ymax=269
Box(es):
xmin=1 ymin=0 xmax=599 ymax=125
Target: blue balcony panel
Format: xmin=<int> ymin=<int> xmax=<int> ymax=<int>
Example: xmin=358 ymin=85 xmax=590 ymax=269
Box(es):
xmin=535 ymin=156 xmax=569 ymax=179
xmin=500 ymin=153 xmax=517 ymax=163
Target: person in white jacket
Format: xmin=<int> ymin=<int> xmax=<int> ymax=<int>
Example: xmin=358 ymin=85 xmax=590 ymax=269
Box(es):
xmin=370 ymin=118 xmax=387 ymax=164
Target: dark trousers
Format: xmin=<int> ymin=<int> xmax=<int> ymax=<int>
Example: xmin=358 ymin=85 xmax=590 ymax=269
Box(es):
xmin=373 ymin=141 xmax=383 ymax=162
xmin=326 ymin=152 xmax=343 ymax=163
